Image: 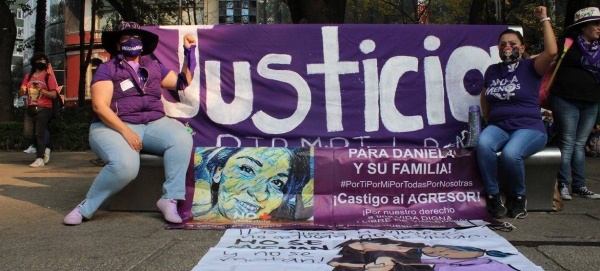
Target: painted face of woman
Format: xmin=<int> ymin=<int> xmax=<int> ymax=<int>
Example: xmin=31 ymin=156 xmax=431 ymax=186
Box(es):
xmin=216 ymin=148 xmax=291 ymax=220
xmin=498 ymin=34 xmax=523 ymax=64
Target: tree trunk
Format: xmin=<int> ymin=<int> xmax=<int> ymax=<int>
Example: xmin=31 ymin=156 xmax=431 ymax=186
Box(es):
xmin=468 ymin=0 xmax=485 ymax=25
xmin=0 ymin=1 xmax=17 ymax=121
xmin=286 ymin=0 xmax=346 ymax=23
xmin=78 ymin=0 xmax=86 ymax=106
xmin=192 ymin=0 xmax=198 ymax=25
xmin=34 ymin=0 xmax=47 ymax=52
xmin=105 ymin=0 xmax=137 ymax=22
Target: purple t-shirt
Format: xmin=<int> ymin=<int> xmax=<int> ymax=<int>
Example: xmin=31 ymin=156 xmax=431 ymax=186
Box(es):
xmin=483 ymin=58 xmax=546 ymax=134
xmin=91 ymin=62 xmax=171 ymax=85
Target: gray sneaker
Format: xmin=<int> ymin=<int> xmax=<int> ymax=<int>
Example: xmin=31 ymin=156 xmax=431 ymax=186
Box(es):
xmin=572 ymin=187 xmax=600 ymax=199
xmin=560 ymin=184 xmax=572 ymax=200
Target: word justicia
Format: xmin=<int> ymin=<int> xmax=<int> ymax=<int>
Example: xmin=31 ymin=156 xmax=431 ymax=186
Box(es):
xmin=165 ymin=26 xmax=502 ymax=135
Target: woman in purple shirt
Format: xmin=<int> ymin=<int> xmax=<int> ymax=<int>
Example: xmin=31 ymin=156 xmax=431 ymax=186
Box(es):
xmin=63 ymin=22 xmax=196 ymax=225
xmin=478 ymin=6 xmax=557 ymax=219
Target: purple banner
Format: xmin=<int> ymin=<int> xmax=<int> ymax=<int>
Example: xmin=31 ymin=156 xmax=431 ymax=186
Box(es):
xmin=147 ymin=24 xmax=507 ymax=148
xmin=178 ymin=147 xmax=498 ymax=230
xmin=314 ymin=147 xmax=492 ymax=229
xmin=144 ymin=25 xmax=508 ymax=229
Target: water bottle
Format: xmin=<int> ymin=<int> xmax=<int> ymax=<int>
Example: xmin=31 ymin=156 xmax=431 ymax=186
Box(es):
xmin=464 ymin=105 xmax=481 ymax=149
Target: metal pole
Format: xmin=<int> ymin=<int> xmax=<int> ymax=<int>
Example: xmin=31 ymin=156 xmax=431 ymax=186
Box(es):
xmin=179 ymin=0 xmax=182 ymax=25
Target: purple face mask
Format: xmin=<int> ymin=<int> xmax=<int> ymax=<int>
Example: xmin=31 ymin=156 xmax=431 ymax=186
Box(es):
xmin=120 ymin=39 xmax=143 ymax=58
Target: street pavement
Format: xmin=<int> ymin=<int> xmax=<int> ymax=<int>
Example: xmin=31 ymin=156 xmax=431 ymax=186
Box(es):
xmin=0 ymin=150 xmax=598 ymax=271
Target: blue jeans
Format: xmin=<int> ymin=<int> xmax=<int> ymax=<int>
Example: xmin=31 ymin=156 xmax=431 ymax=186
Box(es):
xmin=79 ymin=117 xmax=193 ymax=218
xmin=476 ymin=125 xmax=548 ymax=197
xmin=551 ymin=95 xmax=599 ymax=190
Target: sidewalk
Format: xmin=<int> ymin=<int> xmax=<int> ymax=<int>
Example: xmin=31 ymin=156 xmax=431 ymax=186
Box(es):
xmin=0 ymin=151 xmax=598 ymax=271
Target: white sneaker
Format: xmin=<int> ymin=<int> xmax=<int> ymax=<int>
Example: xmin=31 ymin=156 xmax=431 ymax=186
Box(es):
xmin=29 ymin=158 xmax=45 ymax=168
xmin=43 ymin=148 xmax=51 ymax=164
xmin=560 ymin=184 xmax=572 ymax=200
xmin=23 ymin=145 xmax=36 ymax=154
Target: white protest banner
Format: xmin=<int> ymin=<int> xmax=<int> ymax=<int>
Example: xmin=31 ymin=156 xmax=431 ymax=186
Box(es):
xmin=194 ymin=227 xmax=543 ymax=271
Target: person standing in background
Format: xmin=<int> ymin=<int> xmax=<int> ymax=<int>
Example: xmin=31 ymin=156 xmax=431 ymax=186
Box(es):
xmin=550 ymin=7 xmax=600 ymax=200
xmin=20 ymin=53 xmax=57 ymax=168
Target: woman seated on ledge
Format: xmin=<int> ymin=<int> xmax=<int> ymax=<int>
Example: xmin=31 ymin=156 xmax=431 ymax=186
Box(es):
xmin=477 ymin=6 xmax=557 ymax=219
xmin=63 ymin=21 xmax=196 ymax=225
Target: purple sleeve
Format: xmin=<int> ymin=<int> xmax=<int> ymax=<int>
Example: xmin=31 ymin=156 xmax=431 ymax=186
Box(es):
xmin=175 ymin=45 xmax=197 ymax=91
xmin=160 ymin=63 xmax=171 ymax=80
xmin=91 ymin=63 xmax=112 ymax=84
xmin=185 ymin=45 xmax=197 ymax=75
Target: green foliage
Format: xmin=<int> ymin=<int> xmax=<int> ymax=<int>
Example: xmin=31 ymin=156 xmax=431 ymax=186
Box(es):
xmin=48 ymin=121 xmax=91 ymax=151
xmin=96 ymin=0 xmax=183 ymax=27
xmin=428 ymin=0 xmax=472 ymax=24
xmin=0 ymin=122 xmax=26 ymax=150
xmin=0 ymin=105 xmax=94 ymax=151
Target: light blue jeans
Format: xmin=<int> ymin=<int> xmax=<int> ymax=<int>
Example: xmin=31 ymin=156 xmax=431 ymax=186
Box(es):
xmin=79 ymin=117 xmax=193 ymax=218
xmin=476 ymin=125 xmax=548 ymax=197
xmin=551 ymin=95 xmax=599 ymax=190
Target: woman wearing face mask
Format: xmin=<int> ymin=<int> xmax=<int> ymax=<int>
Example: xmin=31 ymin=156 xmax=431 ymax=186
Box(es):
xmin=64 ymin=22 xmax=196 ymax=225
xmin=19 ymin=53 xmax=57 ymax=168
xmin=550 ymin=7 xmax=600 ymax=200
xmin=477 ymin=6 xmax=557 ymax=219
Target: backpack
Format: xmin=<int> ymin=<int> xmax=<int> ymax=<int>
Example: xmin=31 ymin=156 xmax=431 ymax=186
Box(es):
xmin=539 ymin=38 xmax=574 ymax=110
xmin=27 ymin=73 xmax=63 ymax=119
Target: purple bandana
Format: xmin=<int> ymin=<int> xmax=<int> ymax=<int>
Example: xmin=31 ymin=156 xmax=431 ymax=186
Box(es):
xmin=577 ymin=34 xmax=600 ymax=83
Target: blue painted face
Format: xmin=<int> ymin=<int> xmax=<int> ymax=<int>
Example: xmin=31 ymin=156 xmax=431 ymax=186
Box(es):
xmin=216 ymin=148 xmax=291 ymax=220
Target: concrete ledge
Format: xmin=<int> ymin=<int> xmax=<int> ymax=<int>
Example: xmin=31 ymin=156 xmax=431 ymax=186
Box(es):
xmin=110 ymin=147 xmax=562 ymax=212
xmin=499 ymin=146 xmax=561 ymax=212
xmin=109 ymin=154 xmax=164 ymax=212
